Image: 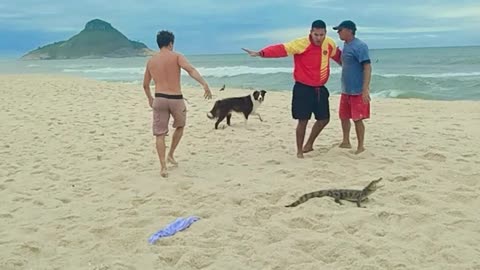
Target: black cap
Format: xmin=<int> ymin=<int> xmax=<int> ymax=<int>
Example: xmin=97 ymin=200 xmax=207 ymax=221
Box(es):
xmin=333 ymin=20 xmax=357 ymax=31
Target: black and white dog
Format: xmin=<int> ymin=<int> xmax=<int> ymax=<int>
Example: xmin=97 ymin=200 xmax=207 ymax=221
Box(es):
xmin=207 ymin=90 xmax=266 ymax=129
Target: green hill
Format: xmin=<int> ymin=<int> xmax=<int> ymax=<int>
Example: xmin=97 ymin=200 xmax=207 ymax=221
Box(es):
xmin=21 ymin=19 xmax=155 ymax=60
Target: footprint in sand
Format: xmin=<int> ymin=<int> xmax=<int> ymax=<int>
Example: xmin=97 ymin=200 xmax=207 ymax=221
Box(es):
xmin=158 ymin=250 xmax=186 ymax=267
xmin=130 ymin=197 xmax=151 ymax=207
xmin=399 ymin=194 xmax=424 ymax=206
xmin=379 ymin=157 xmax=395 ymax=164
xmin=20 ymin=241 xmax=41 ymax=254
xmin=0 ymin=213 xmax=13 ymax=219
xmin=253 ymin=207 xmax=273 ymax=221
xmin=377 ymin=210 xmax=404 ymax=223
xmin=119 ymin=218 xmax=150 ymax=228
xmin=89 ymin=226 xmax=114 ymax=237
xmin=262 ymin=190 xmax=287 ymax=205
xmin=286 ymin=217 xmax=316 ymax=230
xmin=392 ymin=175 xmax=413 ymax=182
xmin=263 ymin=159 xmax=282 ymax=165
xmin=56 ymin=198 xmax=71 ymax=204
xmin=422 ymin=152 xmax=447 ymax=162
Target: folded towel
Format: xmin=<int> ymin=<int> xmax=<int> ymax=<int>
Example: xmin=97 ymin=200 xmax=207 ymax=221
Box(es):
xmin=148 ymin=216 xmax=200 ymax=244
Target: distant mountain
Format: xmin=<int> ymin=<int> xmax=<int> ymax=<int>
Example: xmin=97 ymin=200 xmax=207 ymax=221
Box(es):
xmin=21 ymin=19 xmax=155 ymax=60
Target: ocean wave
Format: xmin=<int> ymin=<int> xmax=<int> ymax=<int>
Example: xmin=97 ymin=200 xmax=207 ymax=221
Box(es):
xmin=197 ymin=66 xmax=292 ymax=77
xmin=63 ymin=67 xmax=144 ymax=74
xmin=62 ymin=65 xmax=342 ymax=77
xmin=199 ymin=66 xmax=341 ymax=77
xmin=371 ymin=89 xmax=436 ymax=99
xmin=379 ymin=71 xmax=480 ymax=78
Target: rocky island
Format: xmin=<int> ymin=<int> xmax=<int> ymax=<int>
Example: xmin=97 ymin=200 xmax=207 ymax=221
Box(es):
xmin=21 ymin=19 xmax=155 ymax=60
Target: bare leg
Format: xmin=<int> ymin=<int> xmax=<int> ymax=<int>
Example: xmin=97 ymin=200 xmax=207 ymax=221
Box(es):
xmin=168 ymin=127 xmax=184 ymax=166
xmin=354 ymin=119 xmax=365 ymax=154
xmin=339 ymin=119 xmax=352 ymax=148
xmin=296 ymin=120 xmax=308 ymax=158
xmin=303 ymin=119 xmax=329 ymax=153
xmin=156 ymin=135 xmax=168 ymax=177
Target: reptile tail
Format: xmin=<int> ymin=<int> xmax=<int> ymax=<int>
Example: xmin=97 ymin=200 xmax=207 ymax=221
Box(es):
xmin=285 ymin=190 xmax=328 ymax=207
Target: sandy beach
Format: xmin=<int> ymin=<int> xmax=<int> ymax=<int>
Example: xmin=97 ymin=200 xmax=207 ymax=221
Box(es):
xmin=1 ymin=74 xmax=479 ymax=270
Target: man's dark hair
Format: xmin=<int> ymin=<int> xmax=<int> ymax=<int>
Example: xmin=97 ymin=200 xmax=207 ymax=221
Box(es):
xmin=156 ymin=30 xmax=175 ymax=48
xmin=311 ymin=20 xmax=326 ymax=29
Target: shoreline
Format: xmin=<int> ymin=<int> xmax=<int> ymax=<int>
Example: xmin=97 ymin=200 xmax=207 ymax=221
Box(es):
xmin=2 ymin=73 xmax=479 ymax=103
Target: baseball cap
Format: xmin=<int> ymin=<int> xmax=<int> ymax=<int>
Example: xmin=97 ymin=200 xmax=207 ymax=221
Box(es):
xmin=333 ymin=20 xmax=357 ymax=31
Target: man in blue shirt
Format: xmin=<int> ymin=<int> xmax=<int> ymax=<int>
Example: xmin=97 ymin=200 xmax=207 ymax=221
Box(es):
xmin=333 ymin=20 xmax=372 ymax=154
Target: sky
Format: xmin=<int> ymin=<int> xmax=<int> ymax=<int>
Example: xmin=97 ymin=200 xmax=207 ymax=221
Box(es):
xmin=1 ymin=0 xmax=479 ymax=56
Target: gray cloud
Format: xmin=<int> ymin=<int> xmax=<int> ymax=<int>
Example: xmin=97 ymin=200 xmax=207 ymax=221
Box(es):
xmin=1 ymin=0 xmax=479 ymax=54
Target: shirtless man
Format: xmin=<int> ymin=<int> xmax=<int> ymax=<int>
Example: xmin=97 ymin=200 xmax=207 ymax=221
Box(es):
xmin=143 ymin=30 xmax=212 ymax=177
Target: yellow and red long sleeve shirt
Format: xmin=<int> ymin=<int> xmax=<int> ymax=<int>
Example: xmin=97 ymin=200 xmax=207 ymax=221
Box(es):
xmin=259 ymin=36 xmax=341 ymax=87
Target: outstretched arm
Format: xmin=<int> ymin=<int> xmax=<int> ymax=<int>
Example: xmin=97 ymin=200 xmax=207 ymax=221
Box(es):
xmin=178 ymin=54 xmax=212 ymax=99
xmin=242 ymin=48 xmax=261 ymax=57
xmin=242 ymin=37 xmax=309 ymax=58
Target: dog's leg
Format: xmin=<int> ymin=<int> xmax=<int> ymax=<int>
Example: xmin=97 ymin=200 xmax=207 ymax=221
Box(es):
xmin=215 ymin=114 xmax=227 ymax=129
xmin=243 ymin=112 xmax=249 ymax=129
xmin=226 ymin=113 xmax=232 ymax=126
xmin=253 ymin=113 xmax=263 ymax=122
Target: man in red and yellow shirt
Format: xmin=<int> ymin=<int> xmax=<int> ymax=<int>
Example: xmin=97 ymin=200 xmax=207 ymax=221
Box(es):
xmin=243 ymin=20 xmax=341 ymax=158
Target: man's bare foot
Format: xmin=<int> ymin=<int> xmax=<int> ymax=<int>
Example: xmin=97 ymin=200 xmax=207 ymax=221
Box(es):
xmin=160 ymin=168 xmax=168 ymax=178
xmin=302 ymin=145 xmax=314 ymax=153
xmin=167 ymin=156 xmax=178 ymax=166
xmin=339 ymin=142 xmax=352 ymax=149
xmin=355 ymin=147 xmax=365 ymax=154
xmin=297 ymin=152 xmax=304 ymax=159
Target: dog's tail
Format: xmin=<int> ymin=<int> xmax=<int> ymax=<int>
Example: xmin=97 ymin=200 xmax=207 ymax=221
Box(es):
xmin=207 ymin=100 xmax=221 ymax=119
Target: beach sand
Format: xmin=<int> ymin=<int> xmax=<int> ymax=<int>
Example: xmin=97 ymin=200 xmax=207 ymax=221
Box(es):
xmin=1 ymin=74 xmax=479 ymax=270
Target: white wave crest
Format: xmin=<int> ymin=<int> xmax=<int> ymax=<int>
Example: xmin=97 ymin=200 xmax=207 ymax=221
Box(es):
xmin=63 ymin=67 xmax=144 ymax=74
xmin=62 ymin=65 xmax=342 ymax=77
xmin=380 ymin=71 xmax=480 ymax=78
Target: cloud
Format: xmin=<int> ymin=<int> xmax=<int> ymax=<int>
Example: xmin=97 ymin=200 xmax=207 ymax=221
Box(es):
xmin=410 ymin=4 xmax=480 ymax=19
xmin=235 ymin=27 xmax=309 ymax=42
xmin=297 ymin=0 xmax=344 ymax=9
xmin=234 ymin=25 xmax=455 ymax=43
xmin=1 ymin=0 xmax=479 ymax=53
xmin=359 ymin=26 xmax=459 ymax=34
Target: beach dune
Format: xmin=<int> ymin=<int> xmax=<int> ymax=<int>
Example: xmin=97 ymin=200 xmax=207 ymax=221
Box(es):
xmin=0 ymin=75 xmax=479 ymax=269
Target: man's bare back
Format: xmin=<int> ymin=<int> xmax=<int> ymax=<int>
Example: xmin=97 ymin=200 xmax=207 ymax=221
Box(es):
xmin=147 ymin=51 xmax=182 ymax=95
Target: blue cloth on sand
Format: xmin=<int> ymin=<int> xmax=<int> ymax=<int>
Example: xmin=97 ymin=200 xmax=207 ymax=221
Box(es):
xmin=148 ymin=216 xmax=200 ymax=244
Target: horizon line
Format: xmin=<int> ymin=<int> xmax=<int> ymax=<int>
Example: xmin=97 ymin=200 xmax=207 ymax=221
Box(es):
xmin=1 ymin=44 xmax=479 ymax=58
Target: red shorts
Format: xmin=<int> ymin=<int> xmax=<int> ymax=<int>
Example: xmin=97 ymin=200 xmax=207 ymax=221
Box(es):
xmin=339 ymin=93 xmax=370 ymax=121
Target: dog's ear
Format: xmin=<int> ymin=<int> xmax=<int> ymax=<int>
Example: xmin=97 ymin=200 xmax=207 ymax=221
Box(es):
xmin=253 ymin=90 xmax=260 ymax=100
xmin=260 ymin=90 xmax=266 ymax=96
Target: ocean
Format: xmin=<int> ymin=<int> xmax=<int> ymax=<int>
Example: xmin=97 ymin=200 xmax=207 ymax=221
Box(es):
xmin=1 ymin=46 xmax=479 ymax=100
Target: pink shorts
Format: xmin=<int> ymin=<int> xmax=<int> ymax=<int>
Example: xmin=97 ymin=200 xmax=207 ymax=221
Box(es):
xmin=339 ymin=93 xmax=370 ymax=121
xmin=152 ymin=94 xmax=186 ymax=136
